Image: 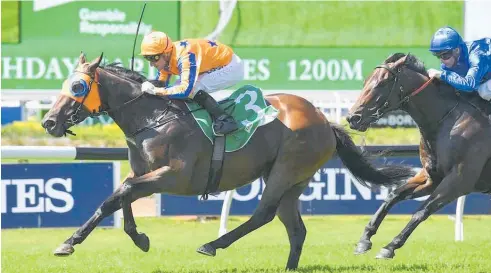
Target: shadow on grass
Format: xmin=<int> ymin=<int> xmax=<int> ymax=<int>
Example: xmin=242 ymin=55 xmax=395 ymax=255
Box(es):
xmin=155 ymin=261 xmax=491 ymax=273
xmin=152 ymin=263 xmax=429 ymax=273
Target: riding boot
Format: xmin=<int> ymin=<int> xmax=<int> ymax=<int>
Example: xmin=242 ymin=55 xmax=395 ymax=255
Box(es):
xmin=193 ymin=90 xmax=238 ymax=135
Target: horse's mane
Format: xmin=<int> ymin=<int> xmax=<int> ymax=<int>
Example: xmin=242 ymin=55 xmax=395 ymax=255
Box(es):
xmin=384 ymin=53 xmax=429 ymax=77
xmin=100 ymin=63 xmax=148 ymax=83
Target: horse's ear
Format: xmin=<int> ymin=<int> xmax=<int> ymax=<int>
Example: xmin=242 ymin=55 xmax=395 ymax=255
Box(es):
xmin=88 ymin=52 xmax=104 ymax=72
xmin=405 ymin=52 xmax=413 ymax=64
xmin=395 ymin=54 xmax=408 ymax=67
xmin=78 ymin=51 xmax=87 ymax=66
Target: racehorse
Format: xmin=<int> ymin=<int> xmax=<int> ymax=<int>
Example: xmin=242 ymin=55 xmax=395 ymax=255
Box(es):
xmin=347 ymin=53 xmax=491 ymax=259
xmin=41 ymin=52 xmax=414 ymax=270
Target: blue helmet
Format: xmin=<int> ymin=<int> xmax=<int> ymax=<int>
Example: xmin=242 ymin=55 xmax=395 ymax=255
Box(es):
xmin=429 ymin=26 xmax=463 ymax=52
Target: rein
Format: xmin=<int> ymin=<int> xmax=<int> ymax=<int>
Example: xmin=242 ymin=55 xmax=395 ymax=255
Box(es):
xmin=68 ymin=68 xmax=234 ymax=138
xmin=373 ymin=65 xmax=458 ymax=127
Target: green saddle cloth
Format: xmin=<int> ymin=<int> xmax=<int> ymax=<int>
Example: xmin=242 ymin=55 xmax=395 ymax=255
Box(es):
xmin=185 ymin=85 xmax=279 ymax=152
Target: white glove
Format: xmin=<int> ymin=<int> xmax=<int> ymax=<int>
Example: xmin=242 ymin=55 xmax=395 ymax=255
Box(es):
xmin=427 ymin=68 xmax=442 ymax=79
xmin=141 ymin=81 xmax=157 ymax=95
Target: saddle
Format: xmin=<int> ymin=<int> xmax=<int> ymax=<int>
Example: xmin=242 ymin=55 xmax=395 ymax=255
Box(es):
xmin=456 ymin=91 xmax=491 ymax=119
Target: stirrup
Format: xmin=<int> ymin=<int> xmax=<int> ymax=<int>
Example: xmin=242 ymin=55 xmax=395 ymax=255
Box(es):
xmin=213 ymin=119 xmax=238 ymax=135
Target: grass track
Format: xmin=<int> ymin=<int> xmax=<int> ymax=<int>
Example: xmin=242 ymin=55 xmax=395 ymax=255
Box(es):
xmin=2 ymin=216 xmax=491 ymax=273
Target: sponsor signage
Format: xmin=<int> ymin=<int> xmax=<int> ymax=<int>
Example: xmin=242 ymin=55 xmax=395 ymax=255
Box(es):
xmin=161 ymin=157 xmax=491 ymax=215
xmin=1 ymin=162 xmax=120 ymax=228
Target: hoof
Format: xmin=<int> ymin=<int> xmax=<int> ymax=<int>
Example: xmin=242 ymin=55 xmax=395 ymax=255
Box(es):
xmin=134 ymin=233 xmax=150 ymax=252
xmin=196 ymin=243 xmax=216 ymax=257
xmin=53 ymin=243 xmax=75 ymax=257
xmin=375 ymin=248 xmax=395 ymax=259
xmin=354 ymin=240 xmax=372 ymax=255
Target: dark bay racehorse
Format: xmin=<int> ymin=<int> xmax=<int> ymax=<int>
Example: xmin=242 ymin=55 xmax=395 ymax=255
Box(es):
xmin=42 ymin=53 xmax=414 ymax=270
xmin=347 ymin=53 xmax=491 ymax=259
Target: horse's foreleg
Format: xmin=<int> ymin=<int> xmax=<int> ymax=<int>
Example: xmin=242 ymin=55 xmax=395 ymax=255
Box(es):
xmin=119 ymin=166 xmax=178 ymax=252
xmin=53 ymin=184 xmax=126 ymax=256
xmin=375 ymin=166 xmax=473 ymax=259
xmin=355 ymin=169 xmax=435 ymax=255
xmin=54 ymin=166 xmax=177 ymax=256
xmin=120 ymin=181 xmax=150 ymax=252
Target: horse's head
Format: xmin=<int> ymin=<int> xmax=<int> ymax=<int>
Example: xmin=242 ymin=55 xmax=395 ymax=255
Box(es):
xmin=347 ymin=53 xmax=430 ymax=131
xmin=42 ymin=52 xmax=104 ymax=137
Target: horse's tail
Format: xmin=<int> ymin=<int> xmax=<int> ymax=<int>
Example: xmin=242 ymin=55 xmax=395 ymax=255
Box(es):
xmin=331 ymin=124 xmax=414 ymax=188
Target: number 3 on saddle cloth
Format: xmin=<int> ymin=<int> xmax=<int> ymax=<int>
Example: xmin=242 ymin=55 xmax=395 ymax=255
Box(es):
xmin=185 ymin=84 xmax=279 ymax=152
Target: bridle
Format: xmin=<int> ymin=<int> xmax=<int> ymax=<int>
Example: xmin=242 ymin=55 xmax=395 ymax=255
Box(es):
xmin=66 ymin=69 xmax=195 ymax=138
xmin=371 ymin=64 xmax=434 ymax=119
xmin=372 ymin=63 xmax=458 ymax=129
xmin=68 ymin=71 xmax=103 ymax=125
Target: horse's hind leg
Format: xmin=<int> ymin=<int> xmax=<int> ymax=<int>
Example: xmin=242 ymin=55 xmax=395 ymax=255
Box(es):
xmin=197 ymin=166 xmax=300 ymax=257
xmin=276 ymin=181 xmax=309 ymax=270
xmin=355 ymin=169 xmax=436 ymax=255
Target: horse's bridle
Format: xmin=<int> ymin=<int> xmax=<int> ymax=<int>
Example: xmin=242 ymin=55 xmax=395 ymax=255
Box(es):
xmin=68 ymin=71 xmax=104 ymax=125
xmin=68 ymin=70 xmax=148 ymax=125
xmin=67 ymin=69 xmax=194 ymax=138
xmin=371 ymin=64 xmax=434 ymax=119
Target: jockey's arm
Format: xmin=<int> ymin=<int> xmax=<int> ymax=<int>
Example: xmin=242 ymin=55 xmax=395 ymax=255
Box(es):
xmin=156 ymin=71 xmax=172 ymax=87
xmin=154 ymin=52 xmax=201 ymax=99
xmin=441 ymin=52 xmax=489 ymax=92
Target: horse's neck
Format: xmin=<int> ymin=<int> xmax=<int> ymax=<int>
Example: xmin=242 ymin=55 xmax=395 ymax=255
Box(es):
xmin=99 ymin=71 xmax=177 ymax=137
xmin=404 ymin=82 xmax=458 ymax=134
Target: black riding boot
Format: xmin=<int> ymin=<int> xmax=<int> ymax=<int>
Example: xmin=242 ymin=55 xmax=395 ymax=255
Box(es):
xmin=193 ymin=90 xmax=238 ymax=135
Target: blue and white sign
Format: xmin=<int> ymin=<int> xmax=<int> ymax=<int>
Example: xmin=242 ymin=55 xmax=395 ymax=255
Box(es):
xmin=1 ymin=162 xmax=120 ymax=228
xmin=161 ymin=157 xmax=491 ymax=215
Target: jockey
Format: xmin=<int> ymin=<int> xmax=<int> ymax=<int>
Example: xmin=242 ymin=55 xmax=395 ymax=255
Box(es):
xmin=428 ymin=26 xmax=491 ymax=101
xmin=139 ymin=31 xmax=244 ymax=135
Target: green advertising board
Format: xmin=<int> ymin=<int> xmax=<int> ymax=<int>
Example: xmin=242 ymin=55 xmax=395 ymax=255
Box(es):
xmin=1 ymin=1 xmax=441 ymax=91
xmin=2 ymin=0 xmax=178 ymax=88
xmin=234 ymin=47 xmax=440 ymax=90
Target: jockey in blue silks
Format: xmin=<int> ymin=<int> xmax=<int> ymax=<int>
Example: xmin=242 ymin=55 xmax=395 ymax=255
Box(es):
xmin=428 ymin=26 xmax=491 ymax=101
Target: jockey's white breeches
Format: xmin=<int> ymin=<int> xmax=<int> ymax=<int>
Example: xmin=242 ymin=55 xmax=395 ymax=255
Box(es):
xmin=187 ymin=54 xmax=245 ymax=98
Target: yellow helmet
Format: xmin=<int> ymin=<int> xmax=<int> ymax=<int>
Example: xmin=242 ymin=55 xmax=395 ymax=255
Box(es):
xmin=140 ymin=31 xmax=173 ymax=55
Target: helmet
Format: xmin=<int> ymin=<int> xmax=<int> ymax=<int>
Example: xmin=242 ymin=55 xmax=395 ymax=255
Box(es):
xmin=140 ymin=31 xmax=173 ymax=55
xmin=429 ymin=26 xmax=463 ymax=52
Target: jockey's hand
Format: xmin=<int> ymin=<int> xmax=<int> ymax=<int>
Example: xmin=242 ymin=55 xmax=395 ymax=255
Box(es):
xmin=428 ymin=68 xmax=442 ymax=79
xmin=142 ymin=81 xmax=157 ymax=95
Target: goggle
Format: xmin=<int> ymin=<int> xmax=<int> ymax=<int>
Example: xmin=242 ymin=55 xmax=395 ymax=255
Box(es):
xmin=71 ymin=79 xmax=90 ymax=97
xmin=433 ymin=50 xmax=454 ymax=60
xmin=143 ymin=54 xmax=162 ymax=62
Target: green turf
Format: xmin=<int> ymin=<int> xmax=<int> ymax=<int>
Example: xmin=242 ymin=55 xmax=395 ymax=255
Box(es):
xmin=1 ymin=1 xmax=19 ymax=44
xmin=2 ymin=216 xmax=491 ymax=273
xmin=180 ymin=1 xmax=463 ymax=47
